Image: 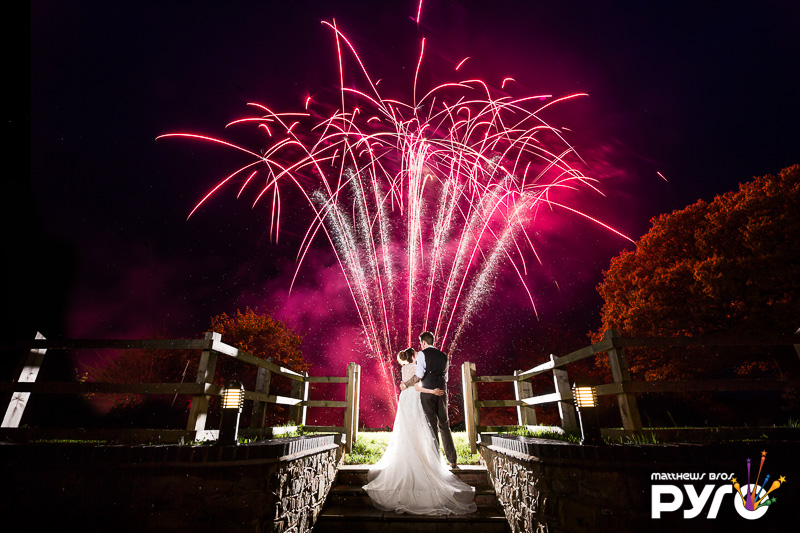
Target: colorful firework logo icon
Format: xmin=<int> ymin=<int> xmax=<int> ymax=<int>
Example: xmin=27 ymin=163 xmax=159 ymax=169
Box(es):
xmin=731 ymin=451 xmax=786 ymax=520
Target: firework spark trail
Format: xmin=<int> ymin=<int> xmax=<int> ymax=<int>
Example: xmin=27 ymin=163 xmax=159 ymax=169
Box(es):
xmin=312 ymin=187 xmax=397 ymax=391
xmin=432 ymin=183 xmax=482 ymax=342
xmin=159 ymin=21 xmax=633 ymax=412
xmin=448 ymin=186 xmax=536 ymax=352
xmin=350 ymin=168 xmax=390 ymax=352
xmin=423 ymin=178 xmax=457 ymax=331
xmin=450 ymin=222 xmax=516 ymax=354
xmin=438 ymin=183 xmax=517 ymax=347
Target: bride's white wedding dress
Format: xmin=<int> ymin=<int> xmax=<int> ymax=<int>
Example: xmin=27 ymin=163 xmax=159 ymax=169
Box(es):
xmin=363 ymin=362 xmax=477 ymax=515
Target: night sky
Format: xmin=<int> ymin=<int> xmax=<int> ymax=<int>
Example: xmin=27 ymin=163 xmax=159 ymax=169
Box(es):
xmin=13 ymin=1 xmax=800 ymax=425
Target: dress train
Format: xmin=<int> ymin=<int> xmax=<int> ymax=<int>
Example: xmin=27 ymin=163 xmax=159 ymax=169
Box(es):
xmin=363 ymin=385 xmax=476 ymax=515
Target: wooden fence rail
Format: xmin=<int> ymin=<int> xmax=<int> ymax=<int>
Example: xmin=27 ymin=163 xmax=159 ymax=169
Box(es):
xmin=0 ymin=332 xmax=361 ymax=451
xmin=461 ymin=329 xmax=799 ymax=452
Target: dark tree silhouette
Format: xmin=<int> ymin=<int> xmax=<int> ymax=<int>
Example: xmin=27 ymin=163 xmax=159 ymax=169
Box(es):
xmin=84 ymin=308 xmax=307 ymax=427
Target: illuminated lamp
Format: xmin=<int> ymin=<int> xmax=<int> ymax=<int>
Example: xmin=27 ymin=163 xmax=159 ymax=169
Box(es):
xmin=573 ymin=384 xmax=602 ymax=446
xmin=219 ymin=381 xmax=245 ymax=445
xmin=573 ymin=386 xmax=597 ymax=409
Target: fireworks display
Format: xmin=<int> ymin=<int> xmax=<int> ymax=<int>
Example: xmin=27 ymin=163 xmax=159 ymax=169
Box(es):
xmin=159 ymin=20 xmax=631 ymax=410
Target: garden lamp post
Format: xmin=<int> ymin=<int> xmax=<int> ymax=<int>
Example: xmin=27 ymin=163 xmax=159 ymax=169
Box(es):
xmin=573 ymin=384 xmax=602 ymax=445
xmin=219 ymin=381 xmax=244 ymax=445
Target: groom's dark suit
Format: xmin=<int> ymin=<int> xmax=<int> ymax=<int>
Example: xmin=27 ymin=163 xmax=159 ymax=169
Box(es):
xmin=419 ymin=346 xmax=457 ymax=465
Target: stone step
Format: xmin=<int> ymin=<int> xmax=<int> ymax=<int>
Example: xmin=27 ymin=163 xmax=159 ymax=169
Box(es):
xmin=326 ymin=483 xmax=499 ymax=508
xmin=314 ymin=464 xmax=509 ymax=532
xmin=336 ymin=465 xmax=493 ymax=488
xmin=331 ymin=465 xmax=499 ymax=508
xmin=314 ymin=504 xmax=510 ymax=533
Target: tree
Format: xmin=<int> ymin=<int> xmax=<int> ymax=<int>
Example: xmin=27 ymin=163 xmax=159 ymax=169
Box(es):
xmin=84 ymin=308 xmax=307 ymax=427
xmin=207 ymin=307 xmax=308 ymax=426
xmin=208 ymin=307 xmax=307 ymax=388
xmin=594 ymin=165 xmax=800 ymax=383
xmin=81 ymin=327 xmax=198 ymax=427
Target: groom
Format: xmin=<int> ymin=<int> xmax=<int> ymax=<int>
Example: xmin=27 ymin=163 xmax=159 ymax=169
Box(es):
xmin=400 ymin=331 xmax=458 ymax=468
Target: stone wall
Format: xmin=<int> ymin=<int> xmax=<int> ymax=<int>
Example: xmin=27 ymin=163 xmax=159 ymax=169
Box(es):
xmin=0 ymin=434 xmax=343 ymax=532
xmin=270 ymin=443 xmax=341 ymax=533
xmin=479 ymin=434 xmax=799 ymax=532
xmin=480 ymin=438 xmax=644 ymax=533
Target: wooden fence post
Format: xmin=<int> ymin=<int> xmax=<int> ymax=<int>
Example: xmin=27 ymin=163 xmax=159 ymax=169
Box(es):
xmin=344 ymin=362 xmax=359 ymax=453
xmin=2 ymin=332 xmax=46 ymax=428
xmin=461 ymin=362 xmax=479 ymax=454
xmin=250 ymin=364 xmax=272 ymax=429
xmin=186 ymin=331 xmax=220 ymax=432
xmin=550 ymin=354 xmax=578 ymax=433
xmin=289 ymin=372 xmax=309 ymax=426
xmin=514 ymin=370 xmax=537 ymax=426
xmin=605 ymin=329 xmax=643 ymax=431
xmin=353 ymin=363 xmax=361 ymax=442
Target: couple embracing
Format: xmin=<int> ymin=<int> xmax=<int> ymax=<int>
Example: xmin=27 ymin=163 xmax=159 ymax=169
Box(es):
xmin=363 ymin=331 xmax=477 ymax=515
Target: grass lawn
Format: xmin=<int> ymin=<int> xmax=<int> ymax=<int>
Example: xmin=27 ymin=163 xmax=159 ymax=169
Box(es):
xmin=345 ymin=431 xmax=481 ymax=465
xmin=502 ymin=425 xmax=581 ymax=443
xmin=344 ymin=425 xmax=583 ymax=464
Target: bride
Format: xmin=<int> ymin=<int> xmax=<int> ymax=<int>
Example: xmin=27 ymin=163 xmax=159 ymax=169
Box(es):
xmin=363 ymin=348 xmax=477 ymax=515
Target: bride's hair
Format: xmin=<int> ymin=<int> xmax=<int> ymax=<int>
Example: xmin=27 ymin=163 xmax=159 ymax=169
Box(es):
xmin=396 ymin=347 xmax=415 ymax=365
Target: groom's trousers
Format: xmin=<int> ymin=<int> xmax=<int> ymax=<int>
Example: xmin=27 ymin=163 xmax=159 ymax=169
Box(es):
xmin=421 ymin=389 xmax=458 ymax=464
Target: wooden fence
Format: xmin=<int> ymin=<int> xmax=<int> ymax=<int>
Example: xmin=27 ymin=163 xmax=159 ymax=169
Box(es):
xmin=462 ymin=329 xmax=800 ymax=452
xmin=0 ymin=331 xmax=361 ymax=451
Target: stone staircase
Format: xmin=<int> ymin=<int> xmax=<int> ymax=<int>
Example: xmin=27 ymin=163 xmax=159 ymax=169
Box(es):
xmin=314 ymin=464 xmax=510 ymax=532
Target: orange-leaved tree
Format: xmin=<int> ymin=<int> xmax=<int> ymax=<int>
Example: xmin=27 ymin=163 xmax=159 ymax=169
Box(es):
xmin=594 ymin=164 xmax=800 ymax=382
xmin=208 ymin=306 xmax=307 ymax=388
xmin=208 ymin=307 xmax=307 ymax=426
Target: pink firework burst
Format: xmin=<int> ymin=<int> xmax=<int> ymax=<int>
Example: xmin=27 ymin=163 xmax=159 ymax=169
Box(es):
xmin=158 ymin=20 xmax=632 ymax=412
